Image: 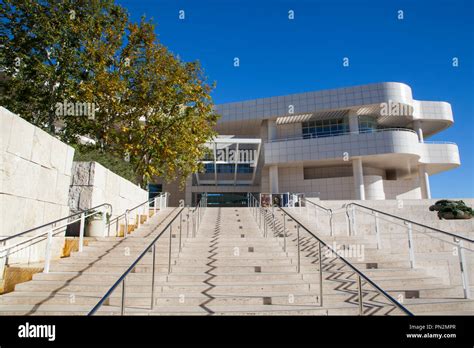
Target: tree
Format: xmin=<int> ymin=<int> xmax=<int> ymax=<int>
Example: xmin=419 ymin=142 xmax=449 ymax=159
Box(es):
xmin=1 ymin=1 xmax=218 ymax=188
xmin=1 ymin=0 xmax=84 ymax=131
xmin=117 ymin=19 xmax=218 ymax=186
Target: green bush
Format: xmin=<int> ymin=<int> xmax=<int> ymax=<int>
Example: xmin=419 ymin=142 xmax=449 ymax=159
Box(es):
xmin=429 ymin=200 xmax=473 ymax=220
xmin=73 ymin=145 xmax=139 ymax=185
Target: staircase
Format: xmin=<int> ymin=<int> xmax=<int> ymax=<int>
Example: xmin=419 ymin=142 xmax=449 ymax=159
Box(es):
xmin=0 ymin=204 xmax=473 ymax=315
xmin=280 ymin=205 xmax=474 ymax=315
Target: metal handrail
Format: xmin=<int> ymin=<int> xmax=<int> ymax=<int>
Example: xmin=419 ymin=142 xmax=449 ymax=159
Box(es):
xmin=108 ymin=193 xmax=168 ymax=237
xmin=0 ymin=203 xmax=113 ymax=244
xmin=88 ymin=194 xmax=208 ymax=315
xmin=87 ymin=207 xmax=185 ymax=316
xmin=0 ymin=203 xmax=113 ymax=274
xmin=300 ymin=197 xmax=335 ymax=236
xmin=301 ymin=197 xmax=334 ymax=215
xmin=345 ymin=202 xmax=472 ymax=299
xmin=0 ymin=193 xmax=169 ymax=273
xmin=265 ymin=127 xmax=417 ymax=143
xmin=247 ymin=194 xmax=412 ymax=315
xmin=345 ymin=202 xmax=473 ymax=243
xmin=281 ymin=207 xmax=413 ymax=315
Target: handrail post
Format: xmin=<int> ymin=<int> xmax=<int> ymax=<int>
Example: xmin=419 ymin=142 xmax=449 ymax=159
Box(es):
xmin=154 ymin=197 xmax=157 ymax=214
xmin=455 ymin=238 xmax=471 ymax=299
xmin=168 ymin=224 xmax=173 ymax=274
xmin=283 ymin=212 xmax=287 ymax=252
xmin=345 ymin=206 xmax=352 ymax=236
xmin=102 ymin=207 xmax=108 ymax=236
xmin=137 ymin=205 xmax=141 ymax=229
xmin=374 ymin=211 xmax=381 ymax=250
xmin=318 ymin=241 xmax=323 ymax=307
xmin=124 ymin=210 xmax=129 ymax=239
xmin=121 ymin=278 xmax=126 ymax=315
xmin=186 ymin=207 xmax=190 ymax=238
xmin=115 ymin=217 xmax=119 ymax=237
xmin=405 ymin=222 xmax=415 ymax=268
xmin=357 ymin=274 xmax=363 ymax=315
xmin=79 ymin=212 xmax=85 ymax=252
xmin=351 ymin=205 xmax=357 ymax=236
xmin=43 ymin=227 xmax=53 ymax=273
xmin=179 ymin=212 xmax=183 ymax=253
xmin=329 ymin=212 xmax=333 ymax=237
xmin=296 ymin=225 xmax=301 ymax=273
xmin=1 ymin=241 xmax=8 ymax=268
xmin=150 ymin=244 xmax=156 ymax=310
xmin=196 ymin=205 xmax=199 ymax=229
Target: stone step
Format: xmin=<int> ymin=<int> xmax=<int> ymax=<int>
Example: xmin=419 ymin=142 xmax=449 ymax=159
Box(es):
xmin=13 ymin=280 xmax=324 ymax=293
xmin=71 ymin=244 xmax=289 ymax=257
xmin=0 ymin=302 xmax=373 ymax=316
xmin=385 ymin=285 xmax=466 ymax=298
xmin=32 ymin=271 xmax=309 ymax=283
xmin=48 ymin=263 xmax=300 ymax=274
xmin=403 ymin=298 xmax=474 ymax=313
xmin=7 ymin=288 xmax=470 ymax=313
xmin=3 ymin=206 xmax=468 ymax=316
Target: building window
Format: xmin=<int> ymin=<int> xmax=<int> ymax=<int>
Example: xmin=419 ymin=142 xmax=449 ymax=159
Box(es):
xmin=358 ymin=116 xmax=378 ymax=133
xmin=237 ymin=163 xmax=253 ymax=173
xmin=302 ymin=118 xmax=348 ymax=139
xmin=204 ymin=163 xmax=254 ymax=174
xmin=304 ymin=166 xmax=353 ymax=180
xmin=204 ymin=163 xmax=215 ymax=173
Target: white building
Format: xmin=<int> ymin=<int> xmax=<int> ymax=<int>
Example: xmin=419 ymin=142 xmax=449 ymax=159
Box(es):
xmin=160 ymin=82 xmax=460 ymax=206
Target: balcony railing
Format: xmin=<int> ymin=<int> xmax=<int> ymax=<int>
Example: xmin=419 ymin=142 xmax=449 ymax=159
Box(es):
xmin=265 ymin=127 xmax=417 ymax=143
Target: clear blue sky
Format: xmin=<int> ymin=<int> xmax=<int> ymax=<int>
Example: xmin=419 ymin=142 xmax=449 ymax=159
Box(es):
xmin=117 ymin=0 xmax=474 ymax=198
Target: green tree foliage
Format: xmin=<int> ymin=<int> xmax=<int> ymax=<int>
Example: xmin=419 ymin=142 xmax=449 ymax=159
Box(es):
xmin=1 ymin=0 xmax=218 ymax=187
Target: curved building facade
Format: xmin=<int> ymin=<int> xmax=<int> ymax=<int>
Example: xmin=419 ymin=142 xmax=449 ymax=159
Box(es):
xmin=160 ymin=82 xmax=460 ymax=205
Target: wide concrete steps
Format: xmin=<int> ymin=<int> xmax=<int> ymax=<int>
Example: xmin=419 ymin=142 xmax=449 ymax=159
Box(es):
xmin=1 ymin=206 xmax=472 ymax=316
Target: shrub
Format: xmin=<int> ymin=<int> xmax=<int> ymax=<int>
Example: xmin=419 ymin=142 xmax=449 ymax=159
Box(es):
xmin=73 ymin=145 xmax=139 ymax=185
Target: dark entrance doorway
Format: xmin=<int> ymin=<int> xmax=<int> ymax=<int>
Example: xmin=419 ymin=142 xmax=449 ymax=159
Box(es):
xmin=194 ymin=192 xmax=252 ymax=207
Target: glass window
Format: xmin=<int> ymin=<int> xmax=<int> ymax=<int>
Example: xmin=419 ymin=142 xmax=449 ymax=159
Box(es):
xmin=302 ymin=118 xmax=348 ymax=138
xmin=358 ymin=116 xmax=377 ymax=133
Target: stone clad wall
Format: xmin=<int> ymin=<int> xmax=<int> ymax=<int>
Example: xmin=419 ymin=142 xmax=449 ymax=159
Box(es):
xmin=68 ymin=161 xmax=148 ymax=221
xmin=0 ymin=107 xmax=148 ymax=289
xmin=0 ymin=107 xmax=74 ymax=238
xmin=0 ymin=107 xmax=75 ymax=281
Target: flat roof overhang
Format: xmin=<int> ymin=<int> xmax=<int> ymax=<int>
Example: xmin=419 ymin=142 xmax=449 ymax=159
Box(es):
xmin=196 ymin=137 xmax=262 ymax=186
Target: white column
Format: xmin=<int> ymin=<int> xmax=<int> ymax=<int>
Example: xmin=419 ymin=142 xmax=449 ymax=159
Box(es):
xmin=269 ymin=165 xmax=279 ymax=193
xmin=418 ymin=164 xmax=431 ymax=199
xmin=268 ymin=120 xmax=277 ymax=141
xmin=348 ymin=114 xmax=359 ymax=134
xmin=413 ymin=120 xmax=424 ymax=143
xmin=352 ymin=157 xmax=365 ymax=200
